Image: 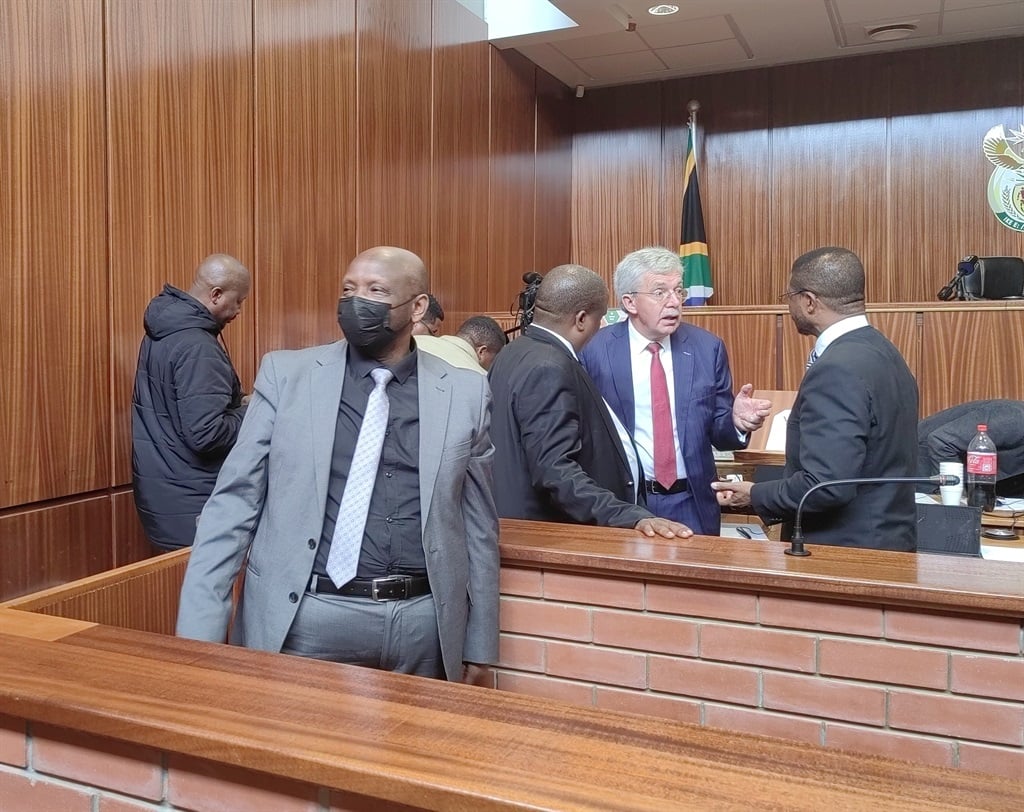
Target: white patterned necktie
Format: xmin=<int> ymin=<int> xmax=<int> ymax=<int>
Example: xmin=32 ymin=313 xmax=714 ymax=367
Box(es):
xmin=325 ymin=367 xmax=394 ymax=588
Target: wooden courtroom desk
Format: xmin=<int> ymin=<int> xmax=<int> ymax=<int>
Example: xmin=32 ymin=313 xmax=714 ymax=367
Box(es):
xmin=2 ymin=521 xmax=1023 ymax=804
xmin=0 ymin=607 xmax=1020 ymax=811
xmin=498 ymin=520 xmax=1024 ymax=617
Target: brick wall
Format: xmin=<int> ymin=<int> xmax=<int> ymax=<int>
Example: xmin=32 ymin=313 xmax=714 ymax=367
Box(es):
xmin=0 ymin=717 xmax=413 ymax=812
xmin=493 ymin=568 xmax=1024 ymax=781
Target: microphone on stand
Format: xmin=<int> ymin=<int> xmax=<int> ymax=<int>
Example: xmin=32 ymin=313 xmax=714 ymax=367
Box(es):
xmin=937 ymin=256 xmax=978 ymax=301
xmin=785 ymin=474 xmax=960 ymax=557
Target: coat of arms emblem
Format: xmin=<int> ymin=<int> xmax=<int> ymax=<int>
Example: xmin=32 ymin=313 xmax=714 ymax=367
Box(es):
xmin=983 ymin=124 xmax=1024 ymax=232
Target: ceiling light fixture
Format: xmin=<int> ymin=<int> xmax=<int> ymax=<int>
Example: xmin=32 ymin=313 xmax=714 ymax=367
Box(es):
xmin=865 ymin=23 xmax=917 ymax=42
xmin=648 ymin=4 xmax=679 ymax=15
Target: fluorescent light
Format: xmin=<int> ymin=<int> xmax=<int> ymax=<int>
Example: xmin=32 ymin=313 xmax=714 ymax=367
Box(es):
xmin=648 ymin=4 xmax=680 ymax=15
xmin=485 ymin=0 xmax=577 ymax=40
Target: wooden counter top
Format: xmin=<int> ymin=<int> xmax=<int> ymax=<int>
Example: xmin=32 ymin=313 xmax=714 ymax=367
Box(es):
xmin=0 ymin=609 xmax=1020 ymax=811
xmin=498 ymin=519 xmax=1024 ymax=618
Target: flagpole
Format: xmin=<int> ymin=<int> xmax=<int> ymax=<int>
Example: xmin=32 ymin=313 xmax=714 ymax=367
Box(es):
xmin=680 ymin=99 xmax=712 ymax=306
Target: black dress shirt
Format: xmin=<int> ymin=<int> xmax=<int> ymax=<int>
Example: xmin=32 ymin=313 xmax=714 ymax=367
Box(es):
xmin=314 ymin=343 xmax=424 ymax=578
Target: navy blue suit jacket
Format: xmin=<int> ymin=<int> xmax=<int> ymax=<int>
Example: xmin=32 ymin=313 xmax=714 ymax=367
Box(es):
xmin=580 ymin=320 xmax=745 ymax=535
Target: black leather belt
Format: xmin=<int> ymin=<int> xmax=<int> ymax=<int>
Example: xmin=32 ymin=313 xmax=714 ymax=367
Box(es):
xmin=645 ymin=478 xmax=689 ymax=496
xmin=309 ymin=574 xmax=431 ymax=601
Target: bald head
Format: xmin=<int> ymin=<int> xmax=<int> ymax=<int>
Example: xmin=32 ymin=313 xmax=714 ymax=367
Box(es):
xmin=534 ymin=265 xmax=609 ymax=324
xmin=189 ymin=254 xmax=250 ymax=326
xmin=351 ymin=246 xmax=428 ymax=299
xmin=533 ymin=264 xmax=609 ymax=353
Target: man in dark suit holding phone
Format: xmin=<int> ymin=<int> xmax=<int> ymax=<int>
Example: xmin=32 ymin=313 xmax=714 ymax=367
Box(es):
xmin=713 ymin=247 xmax=920 ymax=551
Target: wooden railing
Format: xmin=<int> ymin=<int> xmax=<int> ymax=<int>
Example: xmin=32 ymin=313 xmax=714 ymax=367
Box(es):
xmin=0 ymin=608 xmax=1020 ymax=810
xmin=1 ymin=548 xmax=188 ymax=635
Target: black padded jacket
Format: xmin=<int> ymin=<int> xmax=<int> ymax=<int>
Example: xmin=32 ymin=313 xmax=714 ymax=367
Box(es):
xmin=131 ymin=284 xmax=246 ymax=549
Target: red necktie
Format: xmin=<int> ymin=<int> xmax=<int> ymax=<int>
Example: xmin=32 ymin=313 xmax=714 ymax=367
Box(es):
xmin=647 ymin=342 xmax=676 ymax=489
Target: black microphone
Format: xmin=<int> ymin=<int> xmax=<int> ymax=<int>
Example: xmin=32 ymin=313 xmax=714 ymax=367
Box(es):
xmin=785 ymin=475 xmax=960 ymax=557
xmin=522 ymin=271 xmax=543 ymax=285
xmin=938 ymin=256 xmax=978 ymax=301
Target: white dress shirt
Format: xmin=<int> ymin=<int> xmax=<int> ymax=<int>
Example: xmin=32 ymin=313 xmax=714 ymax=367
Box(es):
xmin=627 ymin=321 xmax=686 ymax=482
xmin=811 ymin=315 xmax=870 ymax=361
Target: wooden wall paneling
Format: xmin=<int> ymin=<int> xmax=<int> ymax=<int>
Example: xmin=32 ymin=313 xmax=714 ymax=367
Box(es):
xmin=0 ymin=498 xmax=114 ymax=602
xmin=887 ymin=40 xmax=1024 ymax=303
xmin=533 ymin=68 xmax=574 ymax=276
xmin=662 ymin=70 xmax=773 ymax=306
xmin=111 ymin=490 xmax=154 ymax=568
xmin=106 ymin=0 xmax=255 ymax=486
xmin=571 ymin=82 xmax=664 ymax=282
xmin=919 ymin=309 xmax=1024 ymax=416
xmin=778 ymin=310 xmax=920 ymax=395
xmin=769 ymin=57 xmax=890 ymax=299
xmin=355 ymin=0 xmax=432 ymax=258
xmin=0 ymin=0 xmax=108 ymax=508
xmin=489 ymin=48 xmax=538 ymax=314
xmin=430 ymin=0 xmax=490 ymax=318
xmin=681 ymin=312 xmax=779 ymax=393
xmin=254 ymin=0 xmax=356 ymax=355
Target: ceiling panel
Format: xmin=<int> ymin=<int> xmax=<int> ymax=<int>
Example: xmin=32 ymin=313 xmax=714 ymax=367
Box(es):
xmin=943 ymin=3 xmax=1024 ymax=33
xmin=495 ymin=0 xmax=1024 ymax=88
xmin=634 ymin=16 xmax=736 ymax=49
xmin=833 ymin=0 xmax=941 ymax=24
xmin=656 ymin=40 xmax=752 ymax=72
xmin=555 ymin=30 xmax=649 ymax=59
xmin=575 ymin=49 xmax=667 ymax=81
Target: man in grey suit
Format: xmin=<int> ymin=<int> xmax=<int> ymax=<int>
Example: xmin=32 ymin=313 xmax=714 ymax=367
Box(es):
xmin=176 ymin=246 xmax=499 ymax=682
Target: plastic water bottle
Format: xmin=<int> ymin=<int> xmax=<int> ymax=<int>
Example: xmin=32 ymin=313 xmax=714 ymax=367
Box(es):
xmin=966 ymin=424 xmax=997 ymax=511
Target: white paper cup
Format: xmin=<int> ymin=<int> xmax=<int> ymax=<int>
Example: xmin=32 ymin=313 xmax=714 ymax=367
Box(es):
xmin=938 ymin=462 xmax=964 ymax=506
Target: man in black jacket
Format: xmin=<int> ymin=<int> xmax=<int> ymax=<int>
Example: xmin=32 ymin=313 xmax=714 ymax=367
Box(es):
xmin=488 ymin=264 xmax=691 ymax=539
xmin=713 ymin=247 xmax=920 ymax=551
xmin=132 ymin=254 xmax=250 ymax=550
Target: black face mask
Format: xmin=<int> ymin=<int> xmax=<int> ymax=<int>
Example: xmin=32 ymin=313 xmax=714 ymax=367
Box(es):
xmin=336 ymin=295 xmax=415 ymax=355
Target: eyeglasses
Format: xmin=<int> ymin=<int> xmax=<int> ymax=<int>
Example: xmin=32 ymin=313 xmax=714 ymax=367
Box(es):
xmin=629 ymin=286 xmax=685 ymax=304
xmin=777 ymin=289 xmax=814 ymax=303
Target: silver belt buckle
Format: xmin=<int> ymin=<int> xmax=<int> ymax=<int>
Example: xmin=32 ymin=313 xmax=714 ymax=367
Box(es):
xmin=371 ymin=575 xmax=409 ymax=601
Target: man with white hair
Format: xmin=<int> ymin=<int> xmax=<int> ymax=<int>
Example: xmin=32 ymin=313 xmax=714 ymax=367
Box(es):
xmin=581 ymin=246 xmax=769 ymax=536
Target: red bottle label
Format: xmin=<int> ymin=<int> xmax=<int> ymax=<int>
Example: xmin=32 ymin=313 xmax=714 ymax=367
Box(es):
xmin=966 ymin=452 xmax=996 ymax=475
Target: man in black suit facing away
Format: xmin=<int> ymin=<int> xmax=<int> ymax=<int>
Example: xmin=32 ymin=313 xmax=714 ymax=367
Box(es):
xmin=713 ymin=247 xmax=920 ymax=551
xmin=488 ymin=264 xmax=691 ymax=539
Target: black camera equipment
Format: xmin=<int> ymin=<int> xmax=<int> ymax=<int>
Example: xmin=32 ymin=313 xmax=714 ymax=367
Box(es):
xmin=507 ymin=271 xmax=543 ymax=338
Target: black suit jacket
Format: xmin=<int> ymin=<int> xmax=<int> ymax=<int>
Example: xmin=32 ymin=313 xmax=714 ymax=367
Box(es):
xmin=488 ymin=326 xmax=650 ymax=528
xmin=751 ymin=326 xmax=920 ymax=551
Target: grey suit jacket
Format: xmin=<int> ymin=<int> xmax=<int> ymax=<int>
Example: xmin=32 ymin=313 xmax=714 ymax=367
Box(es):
xmin=176 ymin=341 xmax=499 ymax=680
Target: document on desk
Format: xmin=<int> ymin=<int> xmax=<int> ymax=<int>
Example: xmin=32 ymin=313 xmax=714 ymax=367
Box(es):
xmin=993 ymin=497 xmax=1024 ymax=512
xmin=982 ymin=545 xmax=1024 ymax=562
xmin=764 ymin=410 xmax=790 ymax=452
